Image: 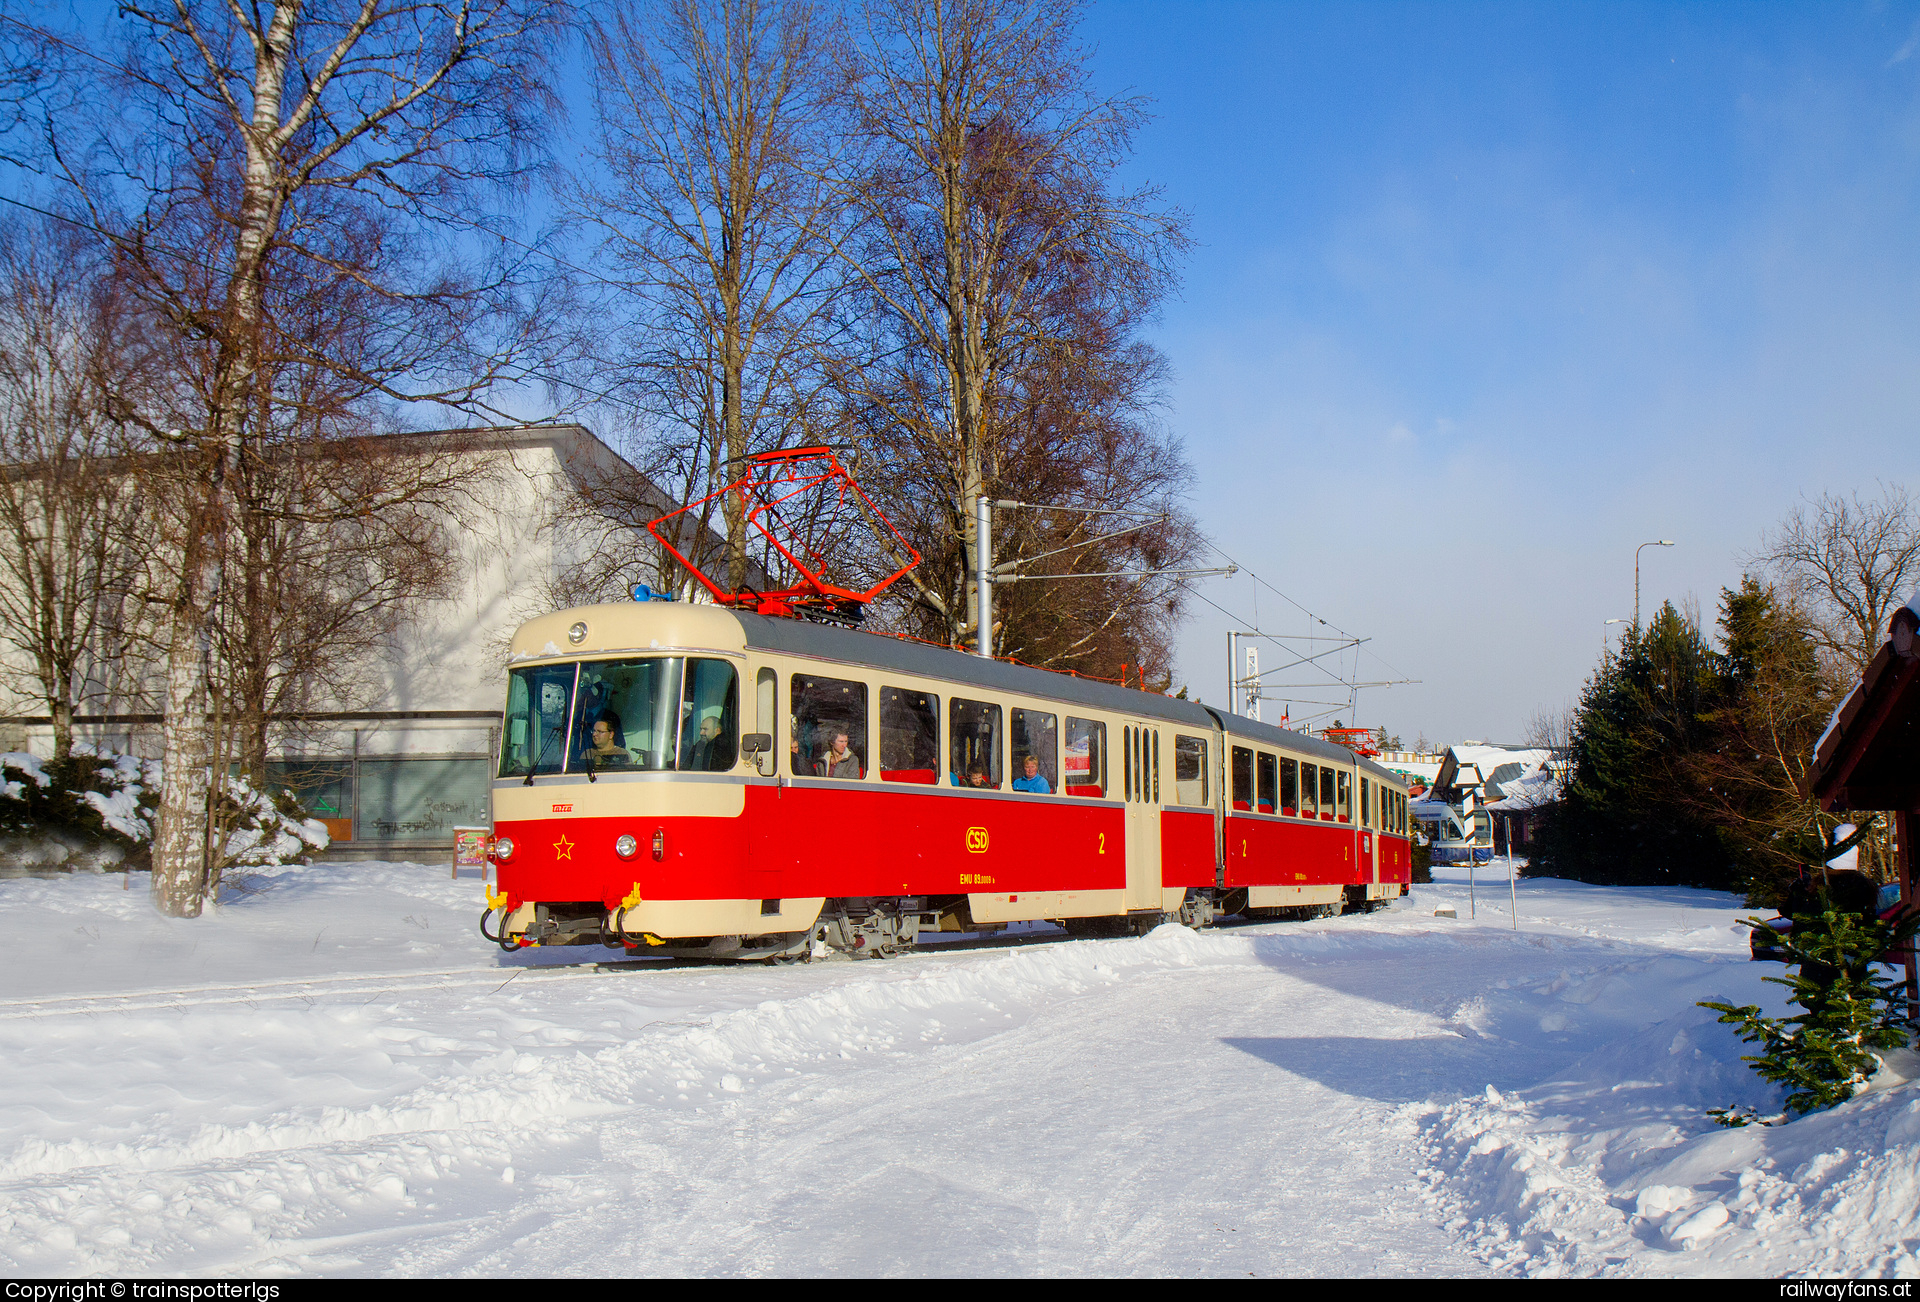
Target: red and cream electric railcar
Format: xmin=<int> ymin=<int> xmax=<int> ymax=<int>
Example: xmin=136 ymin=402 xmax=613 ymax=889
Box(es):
xmin=483 ymin=601 xmax=1413 ymax=959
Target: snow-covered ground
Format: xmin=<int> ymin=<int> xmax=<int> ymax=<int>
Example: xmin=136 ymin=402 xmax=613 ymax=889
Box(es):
xmin=0 ymin=857 xmax=1914 ymax=1277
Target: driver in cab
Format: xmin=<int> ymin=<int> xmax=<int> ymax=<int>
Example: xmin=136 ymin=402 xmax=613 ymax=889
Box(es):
xmin=584 ymin=710 xmax=634 ymax=769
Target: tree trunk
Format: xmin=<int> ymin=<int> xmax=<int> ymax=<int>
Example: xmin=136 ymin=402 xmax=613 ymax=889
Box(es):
xmin=149 ymin=5 xmax=288 ymax=917
xmin=50 ymin=697 xmax=71 ymax=763
xmin=152 ymin=545 xmax=218 ymax=918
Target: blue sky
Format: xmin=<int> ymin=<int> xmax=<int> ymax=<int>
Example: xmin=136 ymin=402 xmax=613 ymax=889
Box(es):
xmin=23 ymin=1 xmax=1917 ymax=745
xmin=1070 ymin=1 xmax=1920 ymax=741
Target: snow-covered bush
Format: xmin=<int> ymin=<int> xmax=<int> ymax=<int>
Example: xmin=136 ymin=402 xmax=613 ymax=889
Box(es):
xmin=217 ymin=774 xmax=330 ymax=870
xmin=0 ymin=749 xmax=328 ymax=875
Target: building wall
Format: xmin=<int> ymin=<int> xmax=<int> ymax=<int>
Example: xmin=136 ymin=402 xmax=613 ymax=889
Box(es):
xmin=0 ymin=424 xmax=698 ymax=861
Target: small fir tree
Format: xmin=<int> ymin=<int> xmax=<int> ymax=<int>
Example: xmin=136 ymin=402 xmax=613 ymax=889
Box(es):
xmin=1701 ymin=896 xmax=1916 ymax=1123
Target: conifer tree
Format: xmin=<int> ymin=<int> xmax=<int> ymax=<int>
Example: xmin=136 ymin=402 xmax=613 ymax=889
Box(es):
xmin=1701 ymin=896 xmax=1916 ymax=1122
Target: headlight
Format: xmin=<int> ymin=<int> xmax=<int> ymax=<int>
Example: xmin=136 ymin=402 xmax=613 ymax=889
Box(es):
xmin=615 ymin=834 xmax=639 ymax=859
xmin=490 ymin=837 xmax=516 ymax=862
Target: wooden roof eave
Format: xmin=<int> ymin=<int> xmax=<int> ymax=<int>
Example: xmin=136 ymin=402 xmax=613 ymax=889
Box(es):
xmin=1808 ymin=612 xmax=1920 ymax=812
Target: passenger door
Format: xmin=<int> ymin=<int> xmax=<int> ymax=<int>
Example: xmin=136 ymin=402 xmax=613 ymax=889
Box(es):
xmin=1122 ymin=723 xmax=1162 ymax=913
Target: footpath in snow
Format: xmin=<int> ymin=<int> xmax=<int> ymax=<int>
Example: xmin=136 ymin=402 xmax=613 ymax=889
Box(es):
xmin=0 ymin=858 xmax=1915 ymax=1277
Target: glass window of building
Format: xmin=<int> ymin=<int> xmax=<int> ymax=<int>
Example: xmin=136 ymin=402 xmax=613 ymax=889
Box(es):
xmin=358 ymin=757 xmax=490 ymax=842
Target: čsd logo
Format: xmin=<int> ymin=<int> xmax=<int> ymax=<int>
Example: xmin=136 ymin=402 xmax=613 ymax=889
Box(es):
xmin=965 ymin=826 xmax=989 ymax=854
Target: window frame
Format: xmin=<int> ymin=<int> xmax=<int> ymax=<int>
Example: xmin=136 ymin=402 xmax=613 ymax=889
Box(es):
xmin=1063 ymin=716 xmax=1107 ymax=797
xmin=949 ymin=696 xmax=1004 ymax=789
xmin=879 ymin=685 xmax=941 ymax=785
xmin=1173 ymin=734 xmax=1209 ymax=807
xmin=1010 ymin=706 xmax=1059 ymax=795
xmin=791 ymin=671 xmax=871 ymax=781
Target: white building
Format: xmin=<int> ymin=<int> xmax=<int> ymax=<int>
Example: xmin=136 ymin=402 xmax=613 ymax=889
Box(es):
xmin=0 ymin=423 xmax=724 ymax=858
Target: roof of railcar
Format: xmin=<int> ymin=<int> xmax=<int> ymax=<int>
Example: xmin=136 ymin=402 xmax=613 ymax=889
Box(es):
xmin=1204 ymin=707 xmax=1407 ymax=788
xmin=735 ymin=612 xmax=1404 ymax=787
xmin=736 ymin=612 xmax=1218 ymax=729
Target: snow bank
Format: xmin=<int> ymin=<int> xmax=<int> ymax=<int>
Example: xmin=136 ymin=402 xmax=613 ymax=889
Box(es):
xmin=0 ymin=866 xmax=1913 ymax=1277
xmin=1413 ymin=961 xmax=1920 ymax=1276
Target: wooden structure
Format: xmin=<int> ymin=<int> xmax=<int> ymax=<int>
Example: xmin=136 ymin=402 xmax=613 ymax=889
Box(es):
xmin=1807 ymin=596 xmax=1920 ymax=1015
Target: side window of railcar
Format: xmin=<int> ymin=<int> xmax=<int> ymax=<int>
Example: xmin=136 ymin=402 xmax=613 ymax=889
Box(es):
xmin=792 ymin=674 xmax=868 ymax=779
xmin=1173 ymin=735 xmax=1207 ymax=806
xmin=949 ymin=698 xmax=1003 ymax=788
xmin=1256 ymin=751 xmax=1277 ymax=814
xmin=1230 ymin=746 xmax=1252 ymax=810
xmin=501 ymin=663 xmax=577 ymax=777
xmin=1010 ymin=708 xmax=1058 ymax=794
xmin=571 ymin=657 xmax=681 ymax=772
xmin=1336 ymin=770 xmax=1351 ymax=822
xmin=880 ymin=687 xmax=939 ymax=784
xmin=1320 ymin=767 xmax=1337 ymax=819
xmin=1361 ymin=777 xmax=1372 ymax=827
xmin=1064 ymin=717 xmax=1106 ymax=796
xmin=1300 ymin=762 xmax=1319 ymax=817
xmin=1281 ymin=757 xmax=1298 ymax=815
xmin=1152 ymin=730 xmax=1161 ymax=803
xmin=676 ymin=658 xmax=740 ymax=772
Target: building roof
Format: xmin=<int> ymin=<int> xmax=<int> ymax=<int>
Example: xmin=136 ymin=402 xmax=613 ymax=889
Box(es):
xmin=1807 ymin=588 xmax=1920 ymax=813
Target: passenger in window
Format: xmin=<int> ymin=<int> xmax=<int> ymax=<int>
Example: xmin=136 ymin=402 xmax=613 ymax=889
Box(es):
xmin=1012 ymin=754 xmax=1051 ymax=794
xmin=789 ymin=735 xmax=811 ymax=776
xmin=585 ymin=710 xmax=634 ymax=768
xmin=687 ymin=716 xmax=726 ymax=771
xmin=821 ymin=728 xmax=862 ymax=779
xmin=953 ymin=763 xmax=992 ymax=788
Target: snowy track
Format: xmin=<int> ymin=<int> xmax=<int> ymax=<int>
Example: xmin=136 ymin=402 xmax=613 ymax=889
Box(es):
xmin=0 ymin=860 xmax=1914 ymax=1277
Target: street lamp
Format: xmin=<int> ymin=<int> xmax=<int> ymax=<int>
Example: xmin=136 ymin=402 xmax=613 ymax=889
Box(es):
xmin=1604 ymin=617 xmax=1626 ymax=654
xmin=1635 ymin=540 xmax=1675 ymax=630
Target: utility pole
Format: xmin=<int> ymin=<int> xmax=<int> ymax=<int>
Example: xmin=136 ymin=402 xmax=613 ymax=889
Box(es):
xmin=1634 ymin=540 xmax=1675 ymax=630
xmin=975 ymin=494 xmax=993 ymax=658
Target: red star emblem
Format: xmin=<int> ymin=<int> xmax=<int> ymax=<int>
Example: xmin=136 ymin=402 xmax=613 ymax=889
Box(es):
xmin=553 ymin=834 xmax=574 ymax=861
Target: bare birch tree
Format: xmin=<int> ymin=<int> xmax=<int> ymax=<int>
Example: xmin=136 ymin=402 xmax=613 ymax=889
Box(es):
xmin=28 ymin=0 xmax=567 ymax=917
xmin=837 ymin=0 xmax=1189 ymax=650
xmin=579 ymin=0 xmax=849 ymax=594
xmin=0 ymin=216 xmax=146 ymax=759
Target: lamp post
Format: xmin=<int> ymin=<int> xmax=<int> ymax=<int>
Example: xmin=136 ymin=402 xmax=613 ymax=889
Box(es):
xmin=1603 ymin=617 xmax=1626 ymax=654
xmin=1634 ymin=540 xmax=1675 ymax=630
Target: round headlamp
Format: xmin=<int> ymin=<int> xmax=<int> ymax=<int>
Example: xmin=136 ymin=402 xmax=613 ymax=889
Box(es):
xmin=490 ymin=836 xmax=516 ymax=862
xmin=615 ymin=834 xmax=639 ymax=859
